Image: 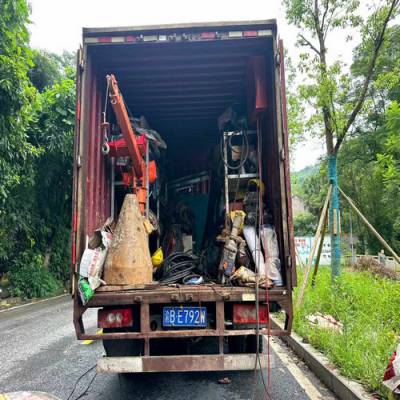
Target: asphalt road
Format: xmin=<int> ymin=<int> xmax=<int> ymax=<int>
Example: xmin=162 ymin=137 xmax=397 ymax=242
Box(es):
xmin=0 ymin=296 xmax=336 ymax=400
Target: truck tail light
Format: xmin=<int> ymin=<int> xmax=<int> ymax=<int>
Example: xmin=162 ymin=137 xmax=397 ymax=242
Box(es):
xmin=98 ymin=308 xmax=133 ymax=328
xmin=233 ymin=304 xmax=268 ymax=324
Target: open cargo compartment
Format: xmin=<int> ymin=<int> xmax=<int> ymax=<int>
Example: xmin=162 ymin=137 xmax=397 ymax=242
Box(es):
xmin=72 ymin=20 xmax=296 ymax=365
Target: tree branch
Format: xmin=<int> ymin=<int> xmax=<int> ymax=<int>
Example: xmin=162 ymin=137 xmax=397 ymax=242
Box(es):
xmin=321 ymin=0 xmax=330 ymax=31
xmin=324 ymin=8 xmax=340 ymax=40
xmin=334 ymin=0 xmax=399 ymax=154
xmin=298 ymin=34 xmax=321 ymax=55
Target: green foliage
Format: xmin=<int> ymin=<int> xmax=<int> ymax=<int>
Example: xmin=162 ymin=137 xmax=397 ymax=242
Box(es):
xmin=285 ymin=56 xmax=306 ymax=149
xmin=284 ymin=0 xmax=398 ymax=154
xmin=0 ymin=0 xmax=75 ymax=297
xmin=28 ymin=50 xmax=76 ymax=92
xmin=284 ymin=0 xmax=361 ymax=31
xmin=9 ymin=251 xmax=61 ymax=299
xmin=291 ymin=17 xmax=400 ymax=254
xmin=294 ymin=212 xmax=317 ymax=236
xmin=28 ymin=49 xmax=62 ymax=92
xmin=294 ymin=267 xmax=400 ymax=397
xmin=0 ymin=0 xmax=38 ymax=203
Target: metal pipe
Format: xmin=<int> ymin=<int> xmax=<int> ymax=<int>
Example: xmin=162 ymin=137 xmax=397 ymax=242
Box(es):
xmin=110 ymin=157 xmax=115 ymax=220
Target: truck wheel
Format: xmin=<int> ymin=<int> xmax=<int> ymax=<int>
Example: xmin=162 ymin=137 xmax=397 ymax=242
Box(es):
xmin=102 ymin=328 xmax=143 ymax=356
xmin=246 ymin=335 xmax=263 ymax=353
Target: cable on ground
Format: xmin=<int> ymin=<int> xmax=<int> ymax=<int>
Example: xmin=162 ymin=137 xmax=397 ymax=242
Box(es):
xmin=66 ymin=364 xmax=96 ymax=400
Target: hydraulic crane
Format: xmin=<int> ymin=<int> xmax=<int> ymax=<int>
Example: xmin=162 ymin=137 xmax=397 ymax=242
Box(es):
xmin=106 ymin=74 xmax=149 ymax=214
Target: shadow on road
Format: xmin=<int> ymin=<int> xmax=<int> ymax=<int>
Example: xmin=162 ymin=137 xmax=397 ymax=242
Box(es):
xmin=117 ymin=371 xmax=263 ymax=400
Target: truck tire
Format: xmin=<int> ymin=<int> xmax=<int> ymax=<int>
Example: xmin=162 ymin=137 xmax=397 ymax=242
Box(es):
xmin=102 ymin=328 xmax=143 ymax=356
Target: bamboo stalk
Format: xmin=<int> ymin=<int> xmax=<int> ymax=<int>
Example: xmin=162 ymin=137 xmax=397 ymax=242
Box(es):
xmin=338 ymin=187 xmax=400 ymax=265
xmin=311 ymin=212 xmax=328 ymax=287
xmin=296 ymin=185 xmax=332 ymax=308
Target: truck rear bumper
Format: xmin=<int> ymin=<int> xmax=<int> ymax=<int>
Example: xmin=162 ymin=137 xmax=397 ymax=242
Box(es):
xmin=97 ymin=354 xmax=270 ymax=373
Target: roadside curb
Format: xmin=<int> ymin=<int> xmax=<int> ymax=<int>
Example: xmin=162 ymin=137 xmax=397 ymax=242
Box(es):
xmin=0 ymin=294 xmax=69 ymax=313
xmin=271 ymin=317 xmax=375 ymax=400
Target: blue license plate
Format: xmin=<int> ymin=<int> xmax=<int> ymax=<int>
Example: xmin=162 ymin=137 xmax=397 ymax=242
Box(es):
xmin=163 ymin=307 xmax=207 ymax=328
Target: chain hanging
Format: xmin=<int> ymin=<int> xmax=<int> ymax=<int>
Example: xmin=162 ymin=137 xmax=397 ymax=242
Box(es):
xmin=101 ymin=78 xmax=111 ymax=155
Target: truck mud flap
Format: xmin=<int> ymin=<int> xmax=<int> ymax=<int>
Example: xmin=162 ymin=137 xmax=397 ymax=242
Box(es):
xmin=97 ymin=354 xmax=271 ymax=373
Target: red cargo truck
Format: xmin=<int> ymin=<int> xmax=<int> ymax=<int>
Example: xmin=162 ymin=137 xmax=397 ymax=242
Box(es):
xmin=72 ymin=19 xmax=296 ymax=373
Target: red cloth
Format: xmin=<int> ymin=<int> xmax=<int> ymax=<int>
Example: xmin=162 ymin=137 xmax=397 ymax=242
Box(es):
xmin=383 ymin=344 xmax=400 ymax=394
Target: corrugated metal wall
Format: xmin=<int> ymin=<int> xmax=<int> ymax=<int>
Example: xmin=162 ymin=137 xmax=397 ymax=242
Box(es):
xmin=77 ymin=26 xmax=294 ymax=288
xmin=84 ymin=61 xmax=110 ymax=237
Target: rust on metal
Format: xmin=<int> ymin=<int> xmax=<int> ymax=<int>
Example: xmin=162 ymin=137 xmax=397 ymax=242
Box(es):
xmin=89 ymin=285 xmax=288 ymax=305
xmin=97 ymin=354 xmax=270 ymax=373
xmin=279 ymin=39 xmax=297 ymax=287
xmin=73 ymin=21 xmax=294 ymax=358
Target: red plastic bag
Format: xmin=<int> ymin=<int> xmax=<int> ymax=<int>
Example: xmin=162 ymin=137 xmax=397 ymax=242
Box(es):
xmin=383 ymin=344 xmax=400 ymax=394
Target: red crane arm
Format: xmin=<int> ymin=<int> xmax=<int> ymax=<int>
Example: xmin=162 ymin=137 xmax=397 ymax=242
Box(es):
xmin=107 ymin=74 xmax=144 ymax=179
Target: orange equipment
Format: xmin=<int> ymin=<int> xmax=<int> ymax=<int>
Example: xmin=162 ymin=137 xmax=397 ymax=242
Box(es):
xmin=106 ymin=74 xmax=150 ymax=213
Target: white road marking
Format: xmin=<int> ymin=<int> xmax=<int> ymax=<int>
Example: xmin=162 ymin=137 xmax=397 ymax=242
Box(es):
xmin=268 ymin=337 xmax=330 ymax=400
xmin=0 ymin=294 xmax=69 ymax=313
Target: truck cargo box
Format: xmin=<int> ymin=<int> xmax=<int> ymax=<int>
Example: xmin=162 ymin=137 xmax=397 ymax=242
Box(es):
xmin=72 ymin=19 xmax=296 ymax=373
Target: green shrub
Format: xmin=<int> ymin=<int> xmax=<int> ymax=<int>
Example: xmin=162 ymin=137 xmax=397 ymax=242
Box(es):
xmin=48 ymin=226 xmax=71 ymax=283
xmin=10 ymin=251 xmax=61 ymax=299
xmin=294 ymin=267 xmax=400 ymax=398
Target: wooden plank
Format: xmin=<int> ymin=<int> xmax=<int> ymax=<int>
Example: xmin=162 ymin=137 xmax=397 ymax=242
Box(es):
xmin=311 ymin=209 xmax=329 ymax=287
xmin=296 ymin=185 xmax=332 ymax=308
xmin=339 ymin=187 xmax=400 ymax=264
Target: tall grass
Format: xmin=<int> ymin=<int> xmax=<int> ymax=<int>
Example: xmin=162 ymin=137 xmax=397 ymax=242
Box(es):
xmin=294 ymin=267 xmax=400 ymax=398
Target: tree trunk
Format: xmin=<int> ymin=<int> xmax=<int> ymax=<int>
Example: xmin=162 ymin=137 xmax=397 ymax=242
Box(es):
xmin=328 ymin=155 xmax=341 ymax=279
xmin=43 ymin=242 xmax=53 ymax=269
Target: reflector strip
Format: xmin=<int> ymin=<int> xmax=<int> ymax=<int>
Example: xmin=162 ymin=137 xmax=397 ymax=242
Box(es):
xmin=84 ymin=28 xmax=273 ymax=46
xmin=84 ymin=37 xmax=98 ymax=44
xmin=143 ymin=35 xmax=158 ymax=42
xmin=243 ymin=31 xmax=258 ymax=37
xmin=228 ymin=31 xmax=243 ymax=38
xmin=201 ymin=32 xmax=216 ymax=39
xmin=98 ymin=37 xmax=112 ymax=43
xmin=111 ymin=36 xmax=124 ymax=43
xmin=258 ymin=29 xmax=272 ymax=37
